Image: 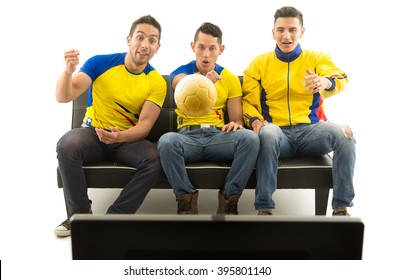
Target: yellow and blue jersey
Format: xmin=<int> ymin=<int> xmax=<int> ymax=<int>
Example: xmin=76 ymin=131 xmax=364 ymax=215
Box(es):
xmin=80 ymin=52 xmax=166 ymax=131
xmin=242 ymin=44 xmax=348 ymax=127
xmin=170 ymin=60 xmax=242 ymax=128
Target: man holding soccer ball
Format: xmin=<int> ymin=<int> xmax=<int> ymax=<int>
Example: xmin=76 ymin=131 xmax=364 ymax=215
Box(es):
xmin=157 ymin=22 xmax=259 ymax=215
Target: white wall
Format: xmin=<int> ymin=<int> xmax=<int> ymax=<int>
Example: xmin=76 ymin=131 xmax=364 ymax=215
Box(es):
xmin=1 ymin=0 xmax=391 ymax=278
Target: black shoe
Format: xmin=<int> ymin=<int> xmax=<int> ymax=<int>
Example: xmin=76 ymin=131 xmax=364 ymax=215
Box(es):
xmin=54 ymin=218 xmax=70 ymax=237
xmin=332 ymin=207 xmax=350 ymax=216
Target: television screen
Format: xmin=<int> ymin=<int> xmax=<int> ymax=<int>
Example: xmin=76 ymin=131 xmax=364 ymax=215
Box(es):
xmin=70 ymin=214 xmax=364 ymax=260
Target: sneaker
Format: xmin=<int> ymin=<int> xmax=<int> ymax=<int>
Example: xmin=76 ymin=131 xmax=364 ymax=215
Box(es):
xmin=258 ymin=210 xmax=273 ymax=215
xmin=54 ymin=218 xmax=71 ymax=237
xmin=332 ymin=207 xmax=350 ymax=216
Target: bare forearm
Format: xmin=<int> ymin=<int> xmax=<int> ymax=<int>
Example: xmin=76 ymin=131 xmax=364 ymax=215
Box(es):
xmin=56 ymin=71 xmax=74 ymax=103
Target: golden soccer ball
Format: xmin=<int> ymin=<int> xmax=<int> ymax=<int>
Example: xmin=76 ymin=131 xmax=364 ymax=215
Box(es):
xmin=174 ymin=74 xmax=217 ymax=116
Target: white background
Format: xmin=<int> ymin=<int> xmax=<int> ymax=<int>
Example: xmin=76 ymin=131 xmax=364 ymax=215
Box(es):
xmin=0 ymin=0 xmax=392 ymax=279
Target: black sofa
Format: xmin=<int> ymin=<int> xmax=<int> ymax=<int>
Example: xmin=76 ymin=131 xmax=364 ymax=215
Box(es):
xmin=56 ymin=75 xmax=333 ymax=215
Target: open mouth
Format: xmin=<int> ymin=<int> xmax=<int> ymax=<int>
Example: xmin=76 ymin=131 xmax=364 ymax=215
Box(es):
xmin=138 ymin=51 xmax=149 ymax=57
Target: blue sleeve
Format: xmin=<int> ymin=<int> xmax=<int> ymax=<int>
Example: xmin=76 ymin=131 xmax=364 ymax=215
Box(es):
xmin=169 ymin=61 xmax=198 ymax=88
xmin=80 ymin=53 xmax=126 ymax=82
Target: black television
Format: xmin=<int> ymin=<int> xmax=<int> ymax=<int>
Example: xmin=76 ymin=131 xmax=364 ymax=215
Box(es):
xmin=70 ymin=214 xmax=364 ymax=260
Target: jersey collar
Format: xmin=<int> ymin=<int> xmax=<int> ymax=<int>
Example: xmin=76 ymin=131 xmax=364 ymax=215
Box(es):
xmin=275 ymin=44 xmax=302 ymax=62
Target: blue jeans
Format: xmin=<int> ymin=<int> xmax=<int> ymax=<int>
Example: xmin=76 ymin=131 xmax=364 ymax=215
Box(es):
xmin=157 ymin=127 xmax=259 ymax=198
xmin=56 ymin=127 xmax=162 ymax=217
xmin=255 ymin=122 xmax=356 ymax=210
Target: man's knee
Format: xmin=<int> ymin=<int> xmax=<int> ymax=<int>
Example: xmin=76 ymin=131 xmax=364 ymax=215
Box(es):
xmin=157 ymin=132 xmax=179 ymax=151
xmin=342 ymin=125 xmax=354 ymax=138
xmin=259 ymin=123 xmax=281 ymax=142
xmin=238 ymin=129 xmax=259 ymax=143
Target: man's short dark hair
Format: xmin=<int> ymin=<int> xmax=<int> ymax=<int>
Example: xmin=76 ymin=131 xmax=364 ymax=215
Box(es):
xmin=274 ymin=6 xmax=303 ymax=27
xmin=129 ymin=15 xmax=162 ymax=42
xmin=194 ymin=22 xmax=223 ymax=45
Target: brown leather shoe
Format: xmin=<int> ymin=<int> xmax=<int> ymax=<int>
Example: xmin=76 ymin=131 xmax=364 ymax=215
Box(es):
xmin=217 ymin=191 xmax=240 ymax=215
xmin=177 ymin=191 xmax=199 ymax=214
xmin=258 ymin=210 xmax=273 ymax=215
xmin=332 ymin=206 xmax=350 ymax=216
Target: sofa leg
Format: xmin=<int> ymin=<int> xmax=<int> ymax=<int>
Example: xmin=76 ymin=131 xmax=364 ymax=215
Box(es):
xmin=315 ymin=188 xmax=330 ymax=215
